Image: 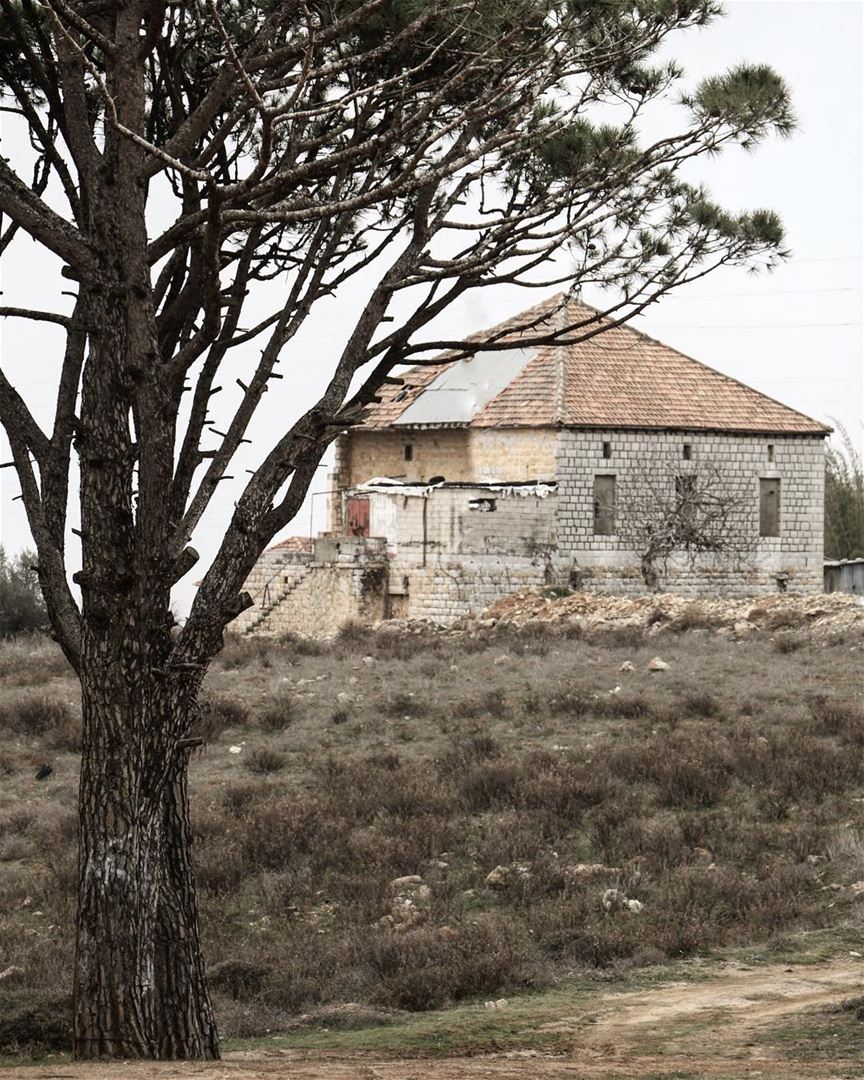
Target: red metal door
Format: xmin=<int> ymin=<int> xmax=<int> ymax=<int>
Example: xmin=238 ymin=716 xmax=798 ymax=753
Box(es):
xmin=347 ymin=497 xmax=370 ymax=537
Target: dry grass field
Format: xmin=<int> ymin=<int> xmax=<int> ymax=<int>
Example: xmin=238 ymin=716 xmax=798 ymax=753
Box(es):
xmin=0 ymin=614 xmax=862 ymax=1076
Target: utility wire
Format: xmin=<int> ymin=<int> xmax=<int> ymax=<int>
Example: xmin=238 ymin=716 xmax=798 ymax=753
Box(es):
xmin=649 ymin=322 xmax=862 ymax=330
xmin=665 ymin=286 xmax=860 ymax=299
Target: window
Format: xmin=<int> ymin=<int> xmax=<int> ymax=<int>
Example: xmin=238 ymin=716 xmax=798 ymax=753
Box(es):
xmin=682 ymin=443 xmax=692 ymax=461
xmin=602 ymin=441 xmax=612 ymax=459
xmin=760 ymin=478 xmax=781 ymax=537
xmin=404 ymin=444 xmax=413 ymax=462
xmin=767 ymin=444 xmax=775 ymax=463
xmin=468 ymin=497 xmax=496 ymax=512
xmin=593 ymin=474 xmax=616 ymax=535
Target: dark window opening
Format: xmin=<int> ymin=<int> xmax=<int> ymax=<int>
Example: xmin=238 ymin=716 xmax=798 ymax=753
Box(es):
xmin=469 ymin=497 xmax=496 ymax=512
xmin=602 ymin=441 xmax=612 ymax=459
xmin=404 ymin=444 xmax=413 ymax=462
xmin=682 ymin=443 xmax=692 ymax=461
xmin=593 ymin=474 xmax=616 ymax=535
xmin=760 ymin=478 xmax=781 ymax=537
xmin=767 ymin=444 xmax=775 ymax=463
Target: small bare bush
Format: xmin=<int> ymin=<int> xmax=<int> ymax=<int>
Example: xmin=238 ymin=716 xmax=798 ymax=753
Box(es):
xmin=0 ymin=694 xmax=78 ymax=741
xmin=773 ymin=633 xmax=806 ymax=654
xmin=807 ymin=696 xmax=864 ymax=744
xmin=383 ymin=692 xmax=428 ymax=719
xmin=255 ymin=694 xmax=295 ymax=733
xmin=244 ymin=747 xmax=286 ymax=775
xmin=681 ymin=691 xmax=722 ymax=719
xmin=0 ymin=989 xmax=72 ymax=1055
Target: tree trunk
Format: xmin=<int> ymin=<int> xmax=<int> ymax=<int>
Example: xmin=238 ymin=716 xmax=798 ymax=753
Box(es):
xmin=72 ymin=657 xmax=219 ymax=1059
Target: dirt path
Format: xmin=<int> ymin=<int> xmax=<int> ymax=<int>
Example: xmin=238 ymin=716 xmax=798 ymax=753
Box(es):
xmin=9 ymin=959 xmax=862 ymax=1080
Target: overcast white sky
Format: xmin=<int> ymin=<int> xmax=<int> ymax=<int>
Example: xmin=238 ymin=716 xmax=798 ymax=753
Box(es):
xmin=0 ymin=0 xmax=862 ymax=613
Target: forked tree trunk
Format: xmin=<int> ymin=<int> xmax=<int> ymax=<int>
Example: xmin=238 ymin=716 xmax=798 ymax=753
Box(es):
xmin=73 ymin=653 xmax=219 ymax=1059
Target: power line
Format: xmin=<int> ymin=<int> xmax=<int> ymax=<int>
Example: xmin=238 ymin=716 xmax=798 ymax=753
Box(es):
xmin=791 ymin=255 xmax=863 ymax=264
xmin=649 ymin=322 xmax=862 ymax=330
xmin=665 ymin=286 xmax=861 ymax=299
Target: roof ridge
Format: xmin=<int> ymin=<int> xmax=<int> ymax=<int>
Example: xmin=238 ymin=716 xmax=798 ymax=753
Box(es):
xmin=358 ymin=291 xmax=829 ymax=435
xmin=572 ymin=299 xmax=830 ymax=433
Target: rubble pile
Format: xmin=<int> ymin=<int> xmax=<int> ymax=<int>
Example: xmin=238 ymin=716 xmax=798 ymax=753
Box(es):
xmin=377 ymin=590 xmax=864 ymax=639
xmin=479 ymin=589 xmax=864 ymax=638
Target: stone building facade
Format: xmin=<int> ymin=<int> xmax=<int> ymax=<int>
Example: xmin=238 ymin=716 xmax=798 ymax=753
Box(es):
xmin=236 ymin=296 xmax=828 ymax=634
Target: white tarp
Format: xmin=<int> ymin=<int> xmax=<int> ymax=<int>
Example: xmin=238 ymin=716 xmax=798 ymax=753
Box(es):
xmin=354 ymin=479 xmax=556 ymax=499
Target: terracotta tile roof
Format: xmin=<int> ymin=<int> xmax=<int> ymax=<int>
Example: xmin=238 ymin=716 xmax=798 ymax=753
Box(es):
xmin=267 ymin=536 xmax=314 ymax=553
xmin=360 ymin=295 xmax=829 ymax=436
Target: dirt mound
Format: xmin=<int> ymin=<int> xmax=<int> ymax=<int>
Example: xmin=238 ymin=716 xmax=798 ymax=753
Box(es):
xmin=480 ymin=590 xmax=864 ymax=638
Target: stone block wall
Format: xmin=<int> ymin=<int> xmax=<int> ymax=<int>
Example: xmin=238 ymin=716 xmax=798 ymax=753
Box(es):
xmin=233 ymin=537 xmax=388 ymax=638
xmin=395 ymin=555 xmax=555 ymax=622
xmin=240 ymin=427 xmax=827 ymax=637
xmin=556 ymin=430 xmax=825 ymax=595
xmin=233 ymin=546 xmax=314 ymax=617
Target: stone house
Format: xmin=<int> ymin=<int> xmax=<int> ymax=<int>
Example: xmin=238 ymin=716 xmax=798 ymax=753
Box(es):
xmin=235 ymin=296 xmax=828 ymax=635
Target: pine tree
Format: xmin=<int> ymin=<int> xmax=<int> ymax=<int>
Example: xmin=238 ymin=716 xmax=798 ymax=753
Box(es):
xmin=0 ymin=0 xmax=795 ymax=1059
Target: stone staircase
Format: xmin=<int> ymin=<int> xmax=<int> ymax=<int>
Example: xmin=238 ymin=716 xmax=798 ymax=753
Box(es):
xmin=239 ymin=563 xmax=312 ymax=635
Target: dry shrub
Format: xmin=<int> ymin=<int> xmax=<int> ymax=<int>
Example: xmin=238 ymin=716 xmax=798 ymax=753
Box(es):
xmin=517 ymin=754 xmax=614 ymax=820
xmin=773 ymin=633 xmax=806 ymax=654
xmin=745 ymin=729 xmax=864 ymax=801
xmin=278 ymin=631 xmax=325 ymax=657
xmin=244 ymin=747 xmax=286 ymax=775
xmin=607 ymin=732 xmax=733 ymax=809
xmin=0 ymin=633 xmax=70 ymax=684
xmin=365 ymin=918 xmax=538 ymax=1011
xmin=209 ymin=959 xmax=270 ymax=1000
xmin=0 ymin=693 xmax=80 ymax=751
xmin=255 ymin=693 xmax=295 ymax=732
xmin=681 ymin=691 xmax=722 ymax=719
xmin=489 ymin=623 xmax=559 ymax=656
xmin=216 ymin=634 xmax=283 ymax=670
xmin=199 ymin=694 xmax=249 ymax=734
xmin=382 ymin=692 xmax=429 ymax=719
xmin=668 ymin=605 xmax=724 ymax=633
xmin=0 ymin=989 xmax=72 ymax=1055
xmin=373 ymin=629 xmax=441 ymax=662
xmin=603 ymin=694 xmax=652 ymax=720
xmin=807 ymin=696 xmax=864 ymax=745
xmin=457 ymin=760 xmax=524 ymax=812
xmin=4 ymin=624 xmax=862 ymax=1038
xmin=333 ymin=621 xmax=371 ymax=653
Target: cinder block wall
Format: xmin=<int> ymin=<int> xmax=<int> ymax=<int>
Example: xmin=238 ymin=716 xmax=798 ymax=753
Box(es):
xmin=556 ymin=430 xmax=825 ymax=596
